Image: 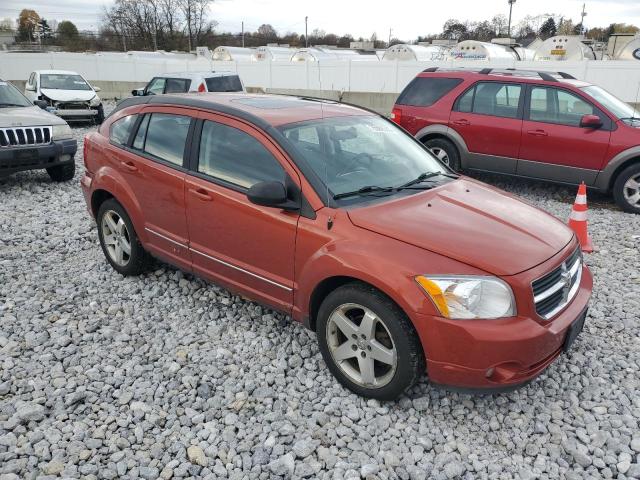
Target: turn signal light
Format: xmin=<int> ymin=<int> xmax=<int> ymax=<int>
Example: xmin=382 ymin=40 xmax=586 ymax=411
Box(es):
xmin=390 ymin=107 xmax=402 ymax=124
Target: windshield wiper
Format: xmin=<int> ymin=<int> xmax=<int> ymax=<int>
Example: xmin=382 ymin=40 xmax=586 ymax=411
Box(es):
xmin=333 ymin=185 xmax=395 ymax=200
xmin=0 ymin=103 xmax=26 ymax=108
xmin=396 ymin=171 xmax=458 ymax=190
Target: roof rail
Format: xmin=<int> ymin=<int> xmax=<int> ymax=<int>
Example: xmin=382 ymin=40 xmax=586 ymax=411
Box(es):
xmin=422 ymin=67 xmax=578 ymax=82
xmin=422 ymin=67 xmax=438 ymax=72
xmin=557 ymin=72 xmax=576 ymax=79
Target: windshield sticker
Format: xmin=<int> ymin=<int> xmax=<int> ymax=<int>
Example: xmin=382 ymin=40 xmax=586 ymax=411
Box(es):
xmin=366 ymin=124 xmax=394 ymax=133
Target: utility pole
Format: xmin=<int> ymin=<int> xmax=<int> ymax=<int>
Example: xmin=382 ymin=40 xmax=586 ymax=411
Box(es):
xmin=580 ymin=3 xmax=587 ymax=35
xmin=388 ymin=28 xmax=392 ymax=47
xmin=305 ymin=16 xmax=308 ymax=47
xmin=507 ymin=0 xmax=516 ymax=37
xmin=241 ymin=21 xmax=244 ymax=48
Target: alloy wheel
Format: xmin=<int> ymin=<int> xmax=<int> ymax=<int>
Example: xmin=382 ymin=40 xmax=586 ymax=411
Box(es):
xmin=623 ymin=174 xmax=640 ymax=208
xmin=430 ymin=147 xmax=450 ymax=166
xmin=326 ymin=303 xmax=397 ymax=388
xmin=101 ymin=210 xmax=132 ymax=267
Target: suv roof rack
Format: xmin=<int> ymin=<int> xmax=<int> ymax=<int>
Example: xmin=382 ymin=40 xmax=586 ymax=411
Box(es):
xmin=422 ymin=67 xmax=576 ymax=82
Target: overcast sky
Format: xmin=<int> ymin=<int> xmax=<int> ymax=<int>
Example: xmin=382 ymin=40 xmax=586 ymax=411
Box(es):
xmin=1 ymin=0 xmax=639 ymax=39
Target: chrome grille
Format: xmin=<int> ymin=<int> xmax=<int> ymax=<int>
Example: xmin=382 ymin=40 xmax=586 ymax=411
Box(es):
xmin=0 ymin=126 xmax=52 ymax=147
xmin=532 ymin=248 xmax=582 ymax=320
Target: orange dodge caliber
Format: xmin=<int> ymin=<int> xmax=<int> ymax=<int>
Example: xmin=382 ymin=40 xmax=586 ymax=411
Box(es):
xmin=81 ymin=93 xmax=592 ymax=400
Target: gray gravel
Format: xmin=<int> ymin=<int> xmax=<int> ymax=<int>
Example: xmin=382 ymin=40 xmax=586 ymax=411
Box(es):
xmin=1 ymin=116 xmax=639 ymax=480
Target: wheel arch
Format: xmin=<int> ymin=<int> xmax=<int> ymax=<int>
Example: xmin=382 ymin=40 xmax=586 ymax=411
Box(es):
xmin=606 ymin=156 xmax=640 ymax=192
xmin=414 ymin=124 xmax=469 ymax=167
xmin=91 ymin=189 xmax=115 ymax=217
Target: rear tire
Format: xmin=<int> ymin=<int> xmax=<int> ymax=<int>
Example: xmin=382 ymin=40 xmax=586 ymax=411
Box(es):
xmin=613 ymin=163 xmax=640 ymax=214
xmin=424 ymin=137 xmax=461 ymax=171
xmin=46 ymin=161 xmax=75 ymax=182
xmin=316 ymin=282 xmax=425 ymax=400
xmin=97 ymin=198 xmax=151 ymax=276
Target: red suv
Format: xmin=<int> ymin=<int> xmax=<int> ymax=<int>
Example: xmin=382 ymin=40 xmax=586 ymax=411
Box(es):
xmin=392 ymin=68 xmax=640 ymax=213
xmin=81 ymin=93 xmax=592 ymax=399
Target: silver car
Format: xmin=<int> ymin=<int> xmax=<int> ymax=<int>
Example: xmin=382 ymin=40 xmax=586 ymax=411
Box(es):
xmin=1 ymin=79 xmax=77 ymax=181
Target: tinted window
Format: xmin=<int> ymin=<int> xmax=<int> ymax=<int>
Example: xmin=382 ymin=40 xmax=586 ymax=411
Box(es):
xmin=198 ymin=121 xmax=284 ymax=188
xmin=165 ymin=78 xmax=191 ymax=94
xmin=396 ymin=77 xmax=463 ymax=106
xmin=132 ymin=115 xmax=150 ymax=150
xmin=529 ymin=87 xmax=596 ymax=127
xmin=109 ymin=115 xmax=137 ymax=146
xmin=146 ymin=78 xmax=166 ymax=95
xmin=205 ymin=75 xmax=243 ymax=92
xmin=456 ymin=82 xmax=522 ymax=119
xmin=144 ymin=114 xmax=191 ymax=165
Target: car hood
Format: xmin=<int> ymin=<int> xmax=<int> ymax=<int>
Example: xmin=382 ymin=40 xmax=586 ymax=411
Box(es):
xmin=0 ymin=106 xmax=67 ymax=128
xmin=346 ymin=177 xmax=573 ymax=276
xmin=41 ymin=88 xmax=96 ymax=102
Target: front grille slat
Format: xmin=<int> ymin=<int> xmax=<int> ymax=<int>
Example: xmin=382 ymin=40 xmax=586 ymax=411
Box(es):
xmin=0 ymin=126 xmax=52 ymax=148
xmin=532 ymin=248 xmax=582 ymax=320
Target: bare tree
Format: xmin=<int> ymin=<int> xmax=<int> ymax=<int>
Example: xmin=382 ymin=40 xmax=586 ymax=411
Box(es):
xmin=180 ymin=0 xmax=214 ymax=51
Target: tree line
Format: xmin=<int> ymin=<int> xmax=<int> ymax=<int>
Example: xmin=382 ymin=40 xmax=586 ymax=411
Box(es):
xmin=2 ymin=5 xmax=639 ymax=53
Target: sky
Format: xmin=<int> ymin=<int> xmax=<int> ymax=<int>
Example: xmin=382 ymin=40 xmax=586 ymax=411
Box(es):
xmin=1 ymin=0 xmax=639 ymax=40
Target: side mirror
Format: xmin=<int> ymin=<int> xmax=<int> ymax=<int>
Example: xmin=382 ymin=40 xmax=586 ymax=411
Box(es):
xmin=247 ymin=181 xmax=299 ymax=210
xmin=92 ymin=86 xmax=101 ymax=93
xmin=580 ymin=114 xmax=603 ymax=129
xmin=25 ymin=85 xmax=36 ymax=92
xmin=34 ymin=100 xmax=48 ymax=109
xmin=131 ymin=88 xmax=144 ymax=96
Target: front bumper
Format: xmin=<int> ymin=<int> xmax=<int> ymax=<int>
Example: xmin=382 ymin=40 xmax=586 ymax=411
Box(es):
xmin=0 ymin=139 xmax=77 ymax=175
xmin=413 ymin=264 xmax=593 ymax=391
xmin=53 ymin=109 xmax=98 ymax=121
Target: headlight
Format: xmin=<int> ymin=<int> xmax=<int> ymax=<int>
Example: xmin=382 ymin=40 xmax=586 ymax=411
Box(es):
xmin=52 ymin=124 xmax=73 ymax=140
xmin=89 ymin=95 xmax=101 ymax=107
xmin=415 ymin=275 xmax=516 ymax=319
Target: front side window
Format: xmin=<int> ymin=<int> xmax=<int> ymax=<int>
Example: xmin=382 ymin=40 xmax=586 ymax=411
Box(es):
xmin=143 ymin=113 xmax=191 ymax=165
xmin=40 ymin=74 xmax=92 ymax=91
xmin=198 ymin=121 xmax=284 ymax=188
xmin=146 ymin=78 xmax=166 ymax=95
xmin=165 ymin=78 xmax=191 ymax=94
xmin=279 ymin=115 xmax=448 ymax=201
xmin=396 ymin=77 xmax=463 ymax=107
xmin=528 ymin=87 xmax=596 ymax=127
xmin=109 ymin=115 xmax=137 ymax=146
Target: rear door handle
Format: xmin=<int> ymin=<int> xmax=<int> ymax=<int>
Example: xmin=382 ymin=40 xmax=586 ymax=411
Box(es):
xmin=120 ymin=161 xmax=138 ymax=172
xmin=189 ymin=188 xmax=213 ymax=201
xmin=452 ymin=119 xmax=470 ymax=126
xmin=527 ymin=129 xmax=548 ymax=137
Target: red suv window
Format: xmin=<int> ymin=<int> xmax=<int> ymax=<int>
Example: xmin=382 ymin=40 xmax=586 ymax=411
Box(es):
xmin=396 ymin=77 xmax=463 ymax=106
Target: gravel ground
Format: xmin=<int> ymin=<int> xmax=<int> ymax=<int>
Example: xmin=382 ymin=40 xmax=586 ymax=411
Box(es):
xmin=1 ymin=116 xmax=639 ymax=480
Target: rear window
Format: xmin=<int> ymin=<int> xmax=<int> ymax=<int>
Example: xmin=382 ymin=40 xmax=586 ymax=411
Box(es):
xmin=396 ymin=77 xmax=463 ymax=106
xmin=205 ymin=75 xmax=243 ymax=92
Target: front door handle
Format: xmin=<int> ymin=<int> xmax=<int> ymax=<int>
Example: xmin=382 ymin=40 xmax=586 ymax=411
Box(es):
xmin=189 ymin=188 xmax=213 ymax=201
xmin=527 ymin=129 xmax=548 ymax=137
xmin=120 ymin=161 xmax=138 ymax=172
xmin=452 ymin=119 xmax=470 ymax=126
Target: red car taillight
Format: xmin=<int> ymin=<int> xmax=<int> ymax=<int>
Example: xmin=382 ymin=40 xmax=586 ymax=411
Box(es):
xmin=198 ymin=82 xmax=206 ymax=93
xmin=390 ymin=107 xmax=402 ymax=124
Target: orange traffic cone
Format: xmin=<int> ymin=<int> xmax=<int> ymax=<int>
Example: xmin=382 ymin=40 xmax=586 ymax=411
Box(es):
xmin=568 ymin=182 xmax=594 ymax=253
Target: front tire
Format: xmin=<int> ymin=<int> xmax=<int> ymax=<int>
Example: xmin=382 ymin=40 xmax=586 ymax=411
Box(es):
xmin=424 ymin=137 xmax=461 ymax=171
xmin=316 ymin=283 xmax=425 ymax=400
xmin=613 ymin=163 xmax=640 ymax=214
xmin=95 ymin=105 xmax=105 ymax=125
xmin=47 ymin=161 xmax=75 ymax=182
xmin=97 ymin=199 xmax=151 ymax=276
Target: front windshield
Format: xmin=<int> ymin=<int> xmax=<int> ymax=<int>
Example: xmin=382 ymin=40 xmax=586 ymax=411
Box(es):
xmin=40 ymin=74 xmax=92 ymax=91
xmin=0 ymin=80 xmax=32 ymax=107
xmin=581 ymin=85 xmax=640 ymax=120
xmin=279 ymin=115 xmax=449 ymax=201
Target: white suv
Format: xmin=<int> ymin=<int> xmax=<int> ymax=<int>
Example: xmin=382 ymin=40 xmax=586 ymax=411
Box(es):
xmin=131 ymin=71 xmax=245 ymax=96
xmin=24 ymin=70 xmax=104 ymax=124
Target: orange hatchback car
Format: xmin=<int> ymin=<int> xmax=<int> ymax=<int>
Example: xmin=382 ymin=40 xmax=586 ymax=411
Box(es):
xmin=81 ymin=94 xmax=592 ymax=399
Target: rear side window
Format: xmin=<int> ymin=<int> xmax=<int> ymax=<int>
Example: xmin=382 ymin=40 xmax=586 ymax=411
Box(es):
xmin=198 ymin=120 xmax=284 ymax=188
xmin=396 ymin=77 xmax=463 ymax=106
xmin=165 ymin=78 xmax=191 ymax=94
xmin=455 ymin=82 xmax=522 ymax=119
xmin=205 ymin=75 xmax=243 ymax=92
xmin=141 ymin=113 xmax=191 ymax=165
xmin=109 ymin=115 xmax=137 ymax=146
